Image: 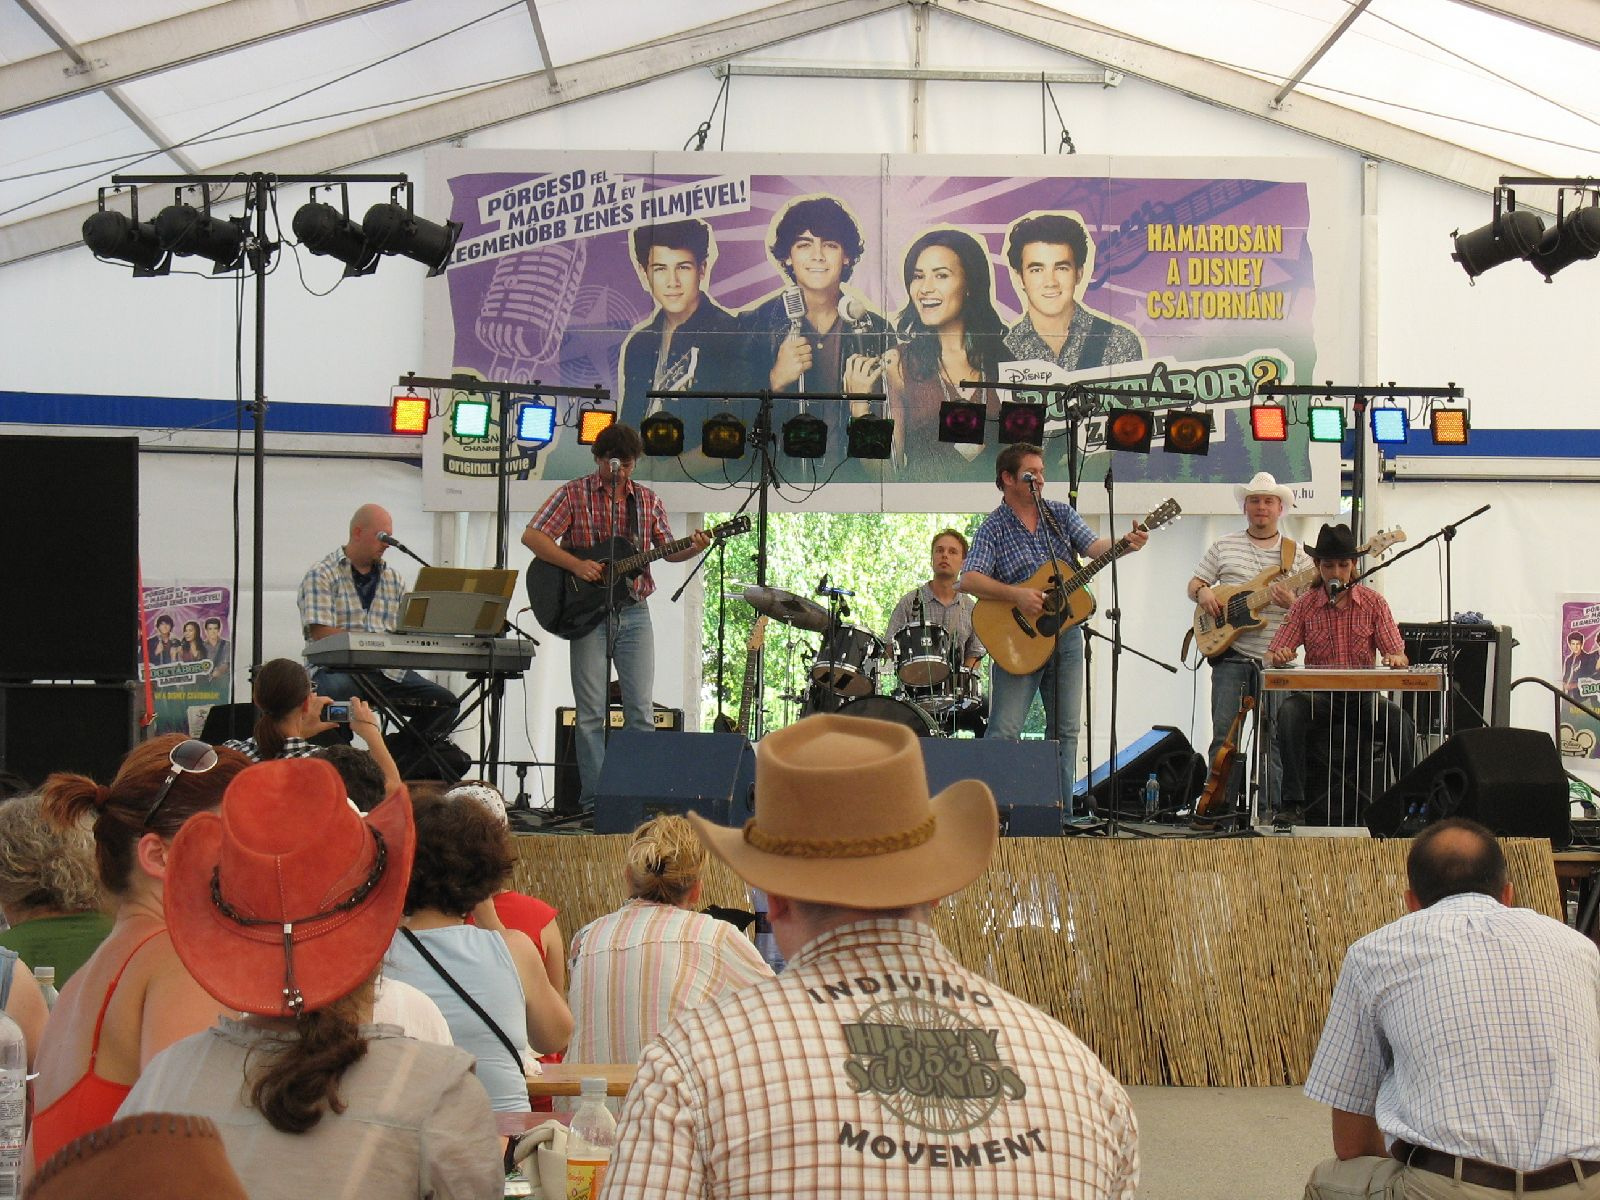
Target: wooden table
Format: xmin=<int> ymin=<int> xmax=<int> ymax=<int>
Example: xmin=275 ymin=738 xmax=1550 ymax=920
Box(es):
xmin=526 ymin=1062 xmax=636 ymax=1099
xmin=1553 ymin=850 xmax=1600 ymax=941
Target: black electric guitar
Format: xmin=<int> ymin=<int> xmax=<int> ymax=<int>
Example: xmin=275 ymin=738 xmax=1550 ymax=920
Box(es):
xmin=526 ymin=515 xmax=750 ymax=640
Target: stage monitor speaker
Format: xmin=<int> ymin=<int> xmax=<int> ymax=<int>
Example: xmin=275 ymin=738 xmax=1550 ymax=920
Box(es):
xmin=0 ymin=435 xmax=139 ymax=682
xmin=553 ymin=705 xmax=683 ymax=817
xmin=1367 ymin=727 xmax=1569 ymax=846
xmin=0 ymin=683 xmax=139 ymax=786
xmin=594 ymin=730 xmax=754 ymax=834
xmin=200 ymin=702 xmax=257 ymax=744
xmin=919 ymin=738 xmax=1062 ymax=836
xmin=1399 ymin=622 xmax=1513 ymax=733
xmin=1074 ymin=726 xmax=1206 ymax=818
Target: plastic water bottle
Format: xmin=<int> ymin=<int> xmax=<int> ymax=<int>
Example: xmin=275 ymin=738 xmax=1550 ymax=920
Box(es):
xmin=0 ymin=1009 xmax=25 ymax=1200
xmin=565 ymin=1076 xmax=616 ymax=1200
xmin=33 ymin=966 xmax=57 ymax=1010
xmin=1143 ymin=773 xmax=1161 ymax=820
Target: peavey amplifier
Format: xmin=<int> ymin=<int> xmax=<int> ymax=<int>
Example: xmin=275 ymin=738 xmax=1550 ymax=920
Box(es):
xmin=1398 ymin=622 xmax=1513 ymax=735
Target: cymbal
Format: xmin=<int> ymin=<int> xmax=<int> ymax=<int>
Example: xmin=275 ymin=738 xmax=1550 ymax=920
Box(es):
xmin=743 ymin=585 xmax=830 ymax=633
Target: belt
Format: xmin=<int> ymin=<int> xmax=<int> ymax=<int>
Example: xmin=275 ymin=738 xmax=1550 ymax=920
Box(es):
xmin=1393 ymin=1140 xmax=1600 ymax=1193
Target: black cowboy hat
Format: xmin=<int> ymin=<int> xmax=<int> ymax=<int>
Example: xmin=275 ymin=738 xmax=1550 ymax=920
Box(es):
xmin=1306 ymin=523 xmax=1360 ymax=560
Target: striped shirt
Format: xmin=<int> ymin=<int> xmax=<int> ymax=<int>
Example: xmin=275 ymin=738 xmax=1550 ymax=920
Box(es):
xmin=602 ymin=919 xmax=1138 ymax=1200
xmin=526 ymin=472 xmax=674 ymax=602
xmin=566 ymin=899 xmax=772 ymax=1065
xmin=1305 ymin=893 xmax=1600 ymax=1171
xmin=1267 ymin=583 xmax=1404 ymax=669
xmin=297 ymin=547 xmax=408 ymax=682
xmin=1191 ymin=530 xmax=1313 ymax=661
xmin=964 ymin=501 xmax=1097 ymax=588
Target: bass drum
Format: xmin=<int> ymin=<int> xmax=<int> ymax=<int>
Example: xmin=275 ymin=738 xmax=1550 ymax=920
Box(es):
xmin=836 ymin=694 xmax=940 ymax=737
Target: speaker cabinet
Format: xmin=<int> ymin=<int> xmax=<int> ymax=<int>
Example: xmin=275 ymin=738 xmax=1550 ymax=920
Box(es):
xmin=0 ymin=435 xmax=140 ymax=682
xmin=0 ymin=683 xmax=139 ymax=786
xmin=1368 ymin=727 xmax=1569 ymax=846
xmin=1075 ymin=726 xmax=1206 ymax=818
xmin=919 ymin=738 xmax=1062 ymax=836
xmin=594 ymin=730 xmax=754 ymax=833
xmin=552 ymin=705 xmax=683 ymax=816
xmin=1399 ymin=622 xmax=1514 ymax=734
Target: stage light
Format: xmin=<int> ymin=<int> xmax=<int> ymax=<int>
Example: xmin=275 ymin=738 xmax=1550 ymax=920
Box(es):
xmin=451 ymin=398 xmax=491 ymax=439
xmin=1369 ymin=406 xmax=1409 ymax=445
xmin=153 ymin=203 xmax=246 ymax=273
xmin=701 ymin=414 xmax=747 ymax=459
xmin=1430 ymin=406 xmax=1470 ymax=446
xmin=997 ymin=401 xmax=1046 ymax=445
xmin=1452 ymin=208 xmax=1544 ymax=279
xmin=515 ymin=402 xmax=555 ymax=447
xmin=82 ymin=209 xmax=169 ymax=275
xmin=293 ymin=201 xmax=379 ymax=276
xmin=781 ymin=413 xmax=828 ymax=459
xmin=577 ymin=408 xmax=616 ymax=445
xmin=1249 ymin=403 xmax=1288 ymax=442
xmin=937 ymin=400 xmax=986 ymax=445
xmin=390 ymin=393 xmax=429 ymax=435
xmin=1162 ymin=410 xmax=1211 ymax=456
xmin=1308 ymin=405 xmax=1346 ymax=443
xmin=640 ymin=411 xmax=685 ymax=456
xmin=846 ymin=414 xmax=895 ymax=460
xmin=362 ymin=202 xmax=461 ymax=276
xmin=1104 ymin=409 xmax=1154 ymax=454
xmin=1528 ymin=205 xmax=1600 ymax=281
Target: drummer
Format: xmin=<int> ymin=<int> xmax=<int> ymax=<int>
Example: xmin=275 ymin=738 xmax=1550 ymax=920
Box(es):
xmin=886 ymin=528 xmax=985 ymax=676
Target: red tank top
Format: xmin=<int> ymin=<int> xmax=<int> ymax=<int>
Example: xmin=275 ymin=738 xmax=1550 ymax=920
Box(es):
xmin=31 ymin=928 xmax=166 ymax=1168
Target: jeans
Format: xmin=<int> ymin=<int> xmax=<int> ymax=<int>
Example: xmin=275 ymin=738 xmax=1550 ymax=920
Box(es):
xmin=569 ymin=602 xmax=655 ymax=806
xmin=1276 ymin=691 xmax=1415 ymax=819
xmin=310 ymin=667 xmax=460 ymax=739
xmin=986 ymin=625 xmax=1083 ymax=816
xmin=1208 ymin=653 xmax=1279 ymax=820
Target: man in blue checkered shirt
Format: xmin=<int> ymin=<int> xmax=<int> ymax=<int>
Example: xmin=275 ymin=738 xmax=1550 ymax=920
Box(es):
xmin=1303 ymin=818 xmax=1600 ymax=1198
xmin=959 ymin=443 xmax=1146 ymax=818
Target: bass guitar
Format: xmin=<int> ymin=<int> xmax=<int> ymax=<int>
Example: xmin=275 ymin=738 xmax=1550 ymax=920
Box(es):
xmin=974 ymin=499 xmax=1182 ymax=677
xmin=526 ymin=515 xmax=751 ymax=640
xmin=1188 ymin=527 xmax=1405 ymax=660
xmin=1195 ymin=695 xmax=1252 ymax=820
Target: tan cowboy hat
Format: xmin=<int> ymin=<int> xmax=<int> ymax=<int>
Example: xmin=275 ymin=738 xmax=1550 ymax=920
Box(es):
xmin=26 ymin=1114 xmax=248 ymax=1200
xmin=1233 ymin=471 xmax=1295 ymax=510
xmin=688 ymin=714 xmax=997 ymax=908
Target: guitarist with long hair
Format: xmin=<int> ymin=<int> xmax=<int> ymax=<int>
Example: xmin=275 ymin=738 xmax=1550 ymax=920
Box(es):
xmin=959 ymin=442 xmax=1147 ymax=817
xmin=521 ymin=424 xmax=710 ymax=809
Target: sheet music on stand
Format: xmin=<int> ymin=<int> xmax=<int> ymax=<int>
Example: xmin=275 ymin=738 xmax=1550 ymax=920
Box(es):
xmin=395 ymin=567 xmax=519 ymax=636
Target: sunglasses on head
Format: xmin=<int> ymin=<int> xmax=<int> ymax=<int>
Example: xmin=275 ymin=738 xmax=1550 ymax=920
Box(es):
xmin=142 ymin=738 xmax=220 ymax=830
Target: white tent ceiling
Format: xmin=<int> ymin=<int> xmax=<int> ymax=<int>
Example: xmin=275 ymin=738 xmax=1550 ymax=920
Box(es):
xmin=2 ymin=0 xmax=1599 ymax=268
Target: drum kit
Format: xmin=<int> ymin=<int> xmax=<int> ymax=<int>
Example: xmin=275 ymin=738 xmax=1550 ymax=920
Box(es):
xmin=741 ymin=583 xmax=987 ymax=738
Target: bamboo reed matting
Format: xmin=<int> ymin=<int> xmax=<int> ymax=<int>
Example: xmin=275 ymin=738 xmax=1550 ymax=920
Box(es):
xmin=512 ymin=834 xmax=1560 ymax=1087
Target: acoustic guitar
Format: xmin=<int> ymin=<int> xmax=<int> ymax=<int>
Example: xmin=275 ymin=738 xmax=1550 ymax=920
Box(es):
xmin=973 ymin=499 xmax=1181 ymax=677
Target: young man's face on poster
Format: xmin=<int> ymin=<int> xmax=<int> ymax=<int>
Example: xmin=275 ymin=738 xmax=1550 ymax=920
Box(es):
xmin=645 ymin=245 xmax=705 ymax=319
xmin=1017 ymin=240 xmax=1081 ymax=320
xmin=784 ymin=230 xmax=848 ymax=295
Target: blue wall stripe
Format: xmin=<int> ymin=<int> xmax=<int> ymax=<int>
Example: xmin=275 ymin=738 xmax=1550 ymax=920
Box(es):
xmin=0 ymin=392 xmax=397 ymax=436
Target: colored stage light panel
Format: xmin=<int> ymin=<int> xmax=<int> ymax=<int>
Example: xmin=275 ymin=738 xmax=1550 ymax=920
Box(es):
xmin=1249 ymin=403 xmax=1288 ymax=442
xmin=781 ymin=413 xmax=828 ymax=459
xmin=640 ymin=411 xmax=685 ymax=456
xmin=1369 ymin=406 xmax=1409 ymax=445
xmin=1105 ymin=409 xmax=1154 ymax=454
xmin=937 ymin=400 xmax=986 ymax=445
xmin=997 ymin=401 xmax=1046 ymax=445
xmin=1307 ymin=405 xmax=1346 ymax=443
xmin=577 ymin=408 xmax=616 ymax=445
xmin=701 ymin=413 xmax=747 ymax=459
xmin=450 ymin=398 xmax=491 ymax=439
xmin=1430 ymin=406 xmax=1469 ymax=446
xmin=846 ymin=415 xmax=894 ymax=460
xmin=390 ymin=393 xmax=429 ymax=435
xmin=1162 ymin=410 xmax=1211 ymax=456
xmin=515 ymin=402 xmax=555 ymax=446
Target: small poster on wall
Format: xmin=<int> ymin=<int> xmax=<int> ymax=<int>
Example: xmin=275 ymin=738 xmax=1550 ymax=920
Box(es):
xmin=140 ymin=584 xmax=233 ymax=737
xmin=1559 ymin=595 xmax=1600 ymax=761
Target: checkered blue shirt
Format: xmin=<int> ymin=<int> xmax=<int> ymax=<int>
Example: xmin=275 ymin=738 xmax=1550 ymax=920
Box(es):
xmin=964 ymin=501 xmax=1096 ymax=587
xmin=297 ymin=546 xmax=408 ymax=681
xmin=1304 ymin=892 xmax=1600 ymax=1171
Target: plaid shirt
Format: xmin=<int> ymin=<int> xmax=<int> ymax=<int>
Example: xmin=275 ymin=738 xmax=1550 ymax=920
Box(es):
xmin=527 ymin=472 xmax=674 ymax=602
xmin=964 ymin=501 xmax=1096 ymax=587
xmin=602 ymin=919 xmax=1138 ymax=1200
xmin=221 ymin=736 xmax=318 ymax=762
xmin=1267 ymin=583 xmax=1403 ymax=668
xmin=1305 ymin=894 xmax=1600 ymax=1171
xmin=297 ymin=546 xmax=409 ymax=681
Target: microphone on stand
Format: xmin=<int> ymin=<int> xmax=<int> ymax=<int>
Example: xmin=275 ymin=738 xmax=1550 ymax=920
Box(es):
xmin=608 ymin=457 xmax=621 ymax=473
xmin=1021 ymin=471 xmax=1040 ymax=491
xmin=376 ymin=531 xmax=429 ymax=568
xmin=815 ymin=573 xmax=830 ymax=597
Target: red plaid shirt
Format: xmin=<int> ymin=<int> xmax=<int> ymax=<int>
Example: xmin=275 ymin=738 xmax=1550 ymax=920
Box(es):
xmin=1268 ymin=584 xmax=1404 ymax=668
xmin=527 ymin=472 xmax=674 ymax=601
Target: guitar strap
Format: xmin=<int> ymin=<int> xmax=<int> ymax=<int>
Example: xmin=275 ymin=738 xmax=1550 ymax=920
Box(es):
xmin=1279 ymin=537 xmax=1297 ymax=575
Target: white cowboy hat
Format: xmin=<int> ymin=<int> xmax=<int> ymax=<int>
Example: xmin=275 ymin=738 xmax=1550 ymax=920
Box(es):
xmin=1233 ymin=471 xmax=1295 ymax=510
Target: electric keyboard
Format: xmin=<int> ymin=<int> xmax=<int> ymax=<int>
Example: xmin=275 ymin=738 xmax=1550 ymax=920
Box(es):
xmin=1263 ymin=666 xmax=1446 ymax=693
xmin=304 ymin=632 xmax=535 ymax=673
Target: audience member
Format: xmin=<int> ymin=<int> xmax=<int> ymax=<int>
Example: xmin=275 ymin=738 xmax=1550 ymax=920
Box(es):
xmin=385 ymin=790 xmax=574 ymax=1113
xmin=224 ymin=660 xmax=400 ymax=790
xmin=312 ymin=744 xmax=388 ymax=812
xmin=0 ymin=769 xmax=34 ymax=801
xmin=1302 ymin=818 xmax=1600 ymax=1199
xmin=0 ymin=792 xmax=111 ymax=985
xmin=567 ymin=814 xmax=770 ymax=1064
xmin=602 ymin=715 xmax=1139 ymax=1198
xmin=1 ymin=944 xmax=48 ymax=1068
xmin=26 ymin=736 xmax=250 ymax=1173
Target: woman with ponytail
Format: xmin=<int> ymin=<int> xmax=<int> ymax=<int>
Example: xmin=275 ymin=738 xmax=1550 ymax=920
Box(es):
xmin=118 ymin=758 xmax=502 ymax=1200
xmin=27 ymin=734 xmax=251 ymax=1175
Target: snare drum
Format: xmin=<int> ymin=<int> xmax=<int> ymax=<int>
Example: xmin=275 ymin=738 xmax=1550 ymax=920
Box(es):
xmin=836 ymin=694 xmax=939 ymax=737
xmin=892 ymin=622 xmax=954 ymax=687
xmin=811 ymin=625 xmax=884 ymax=697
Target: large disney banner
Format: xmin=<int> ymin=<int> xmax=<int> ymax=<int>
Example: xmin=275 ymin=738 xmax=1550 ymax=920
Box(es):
xmin=422 ymin=152 xmax=1347 ymax=515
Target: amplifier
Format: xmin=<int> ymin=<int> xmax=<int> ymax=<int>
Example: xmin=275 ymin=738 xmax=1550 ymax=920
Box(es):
xmin=553 ymin=705 xmax=684 ymax=817
xmin=1398 ymin=623 xmax=1513 ymax=734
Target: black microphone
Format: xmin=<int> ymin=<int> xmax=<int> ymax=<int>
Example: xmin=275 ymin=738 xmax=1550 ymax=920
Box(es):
xmin=815 ymin=573 xmax=830 ymax=596
xmin=377 ymin=531 xmax=429 ymax=567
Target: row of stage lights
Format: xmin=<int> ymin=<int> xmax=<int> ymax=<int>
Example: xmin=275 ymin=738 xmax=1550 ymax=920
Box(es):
xmin=1247 ymin=399 xmax=1469 ymax=446
xmin=390 ymin=393 xmax=618 ymax=447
